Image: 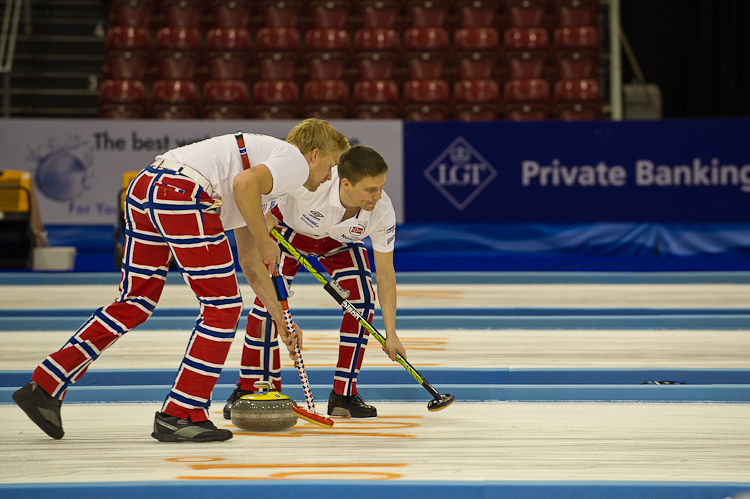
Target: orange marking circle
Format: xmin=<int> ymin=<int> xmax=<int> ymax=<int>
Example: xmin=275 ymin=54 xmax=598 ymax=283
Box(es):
xmin=166 ymin=457 xmax=226 ymax=463
xmin=268 ymin=470 xmax=402 ymax=480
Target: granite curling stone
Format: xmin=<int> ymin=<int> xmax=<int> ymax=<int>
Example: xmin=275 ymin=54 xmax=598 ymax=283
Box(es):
xmin=230 ymin=381 xmax=298 ymax=431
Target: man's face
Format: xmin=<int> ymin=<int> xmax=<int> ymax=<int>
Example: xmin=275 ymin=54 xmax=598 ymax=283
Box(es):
xmin=343 ymin=173 xmax=386 ymax=211
xmin=303 ymin=149 xmax=340 ymax=191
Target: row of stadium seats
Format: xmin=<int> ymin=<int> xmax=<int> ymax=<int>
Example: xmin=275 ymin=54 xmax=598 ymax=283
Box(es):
xmin=103 ymin=25 xmax=599 ymax=84
xmin=109 ymin=0 xmax=599 ymax=34
xmin=100 ymin=0 xmax=601 ymax=120
xmin=97 ymin=77 xmax=602 ymax=120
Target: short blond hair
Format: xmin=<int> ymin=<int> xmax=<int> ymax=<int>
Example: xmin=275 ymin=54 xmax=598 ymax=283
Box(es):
xmin=285 ymin=118 xmax=350 ymax=157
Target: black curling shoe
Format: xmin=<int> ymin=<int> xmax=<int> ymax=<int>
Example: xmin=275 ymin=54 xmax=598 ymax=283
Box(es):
xmin=327 ymin=390 xmax=377 ymax=419
xmin=151 ymin=412 xmax=233 ymax=442
xmin=13 ymin=380 xmax=64 ymax=439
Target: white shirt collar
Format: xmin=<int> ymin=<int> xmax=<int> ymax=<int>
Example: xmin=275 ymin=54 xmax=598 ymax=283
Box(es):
xmin=328 ymin=179 xmax=344 ymax=210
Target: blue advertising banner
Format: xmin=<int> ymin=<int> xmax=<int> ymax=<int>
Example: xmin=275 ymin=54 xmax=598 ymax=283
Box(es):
xmin=404 ymin=119 xmax=750 ymax=223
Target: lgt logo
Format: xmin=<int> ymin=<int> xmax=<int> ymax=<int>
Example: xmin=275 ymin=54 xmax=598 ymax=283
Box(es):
xmin=423 ymin=136 xmax=497 ymax=210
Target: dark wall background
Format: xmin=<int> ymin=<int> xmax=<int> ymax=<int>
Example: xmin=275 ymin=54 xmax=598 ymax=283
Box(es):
xmin=620 ymin=0 xmax=750 ymax=118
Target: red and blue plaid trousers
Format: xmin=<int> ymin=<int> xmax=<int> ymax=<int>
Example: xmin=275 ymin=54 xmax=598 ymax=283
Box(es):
xmin=32 ymin=163 xmax=242 ymax=421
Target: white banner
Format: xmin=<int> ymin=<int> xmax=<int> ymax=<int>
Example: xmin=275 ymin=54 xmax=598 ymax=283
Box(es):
xmin=0 ymin=119 xmax=403 ymax=225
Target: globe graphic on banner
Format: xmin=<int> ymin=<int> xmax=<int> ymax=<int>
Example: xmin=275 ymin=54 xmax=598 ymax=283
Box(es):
xmin=35 ymin=150 xmax=88 ymax=201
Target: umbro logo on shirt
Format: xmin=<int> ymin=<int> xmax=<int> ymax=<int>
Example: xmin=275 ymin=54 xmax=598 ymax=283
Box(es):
xmin=309 ymin=211 xmax=324 ymax=219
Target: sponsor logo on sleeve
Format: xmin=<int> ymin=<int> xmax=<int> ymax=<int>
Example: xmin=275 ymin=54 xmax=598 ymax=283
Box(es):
xmin=386 ymin=225 xmax=395 ymax=234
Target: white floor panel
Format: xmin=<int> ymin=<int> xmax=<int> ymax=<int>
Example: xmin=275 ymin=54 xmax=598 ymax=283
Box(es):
xmin=3 ymin=401 xmax=750 ymax=484
xmin=3 ymin=328 xmax=750 ymax=371
xmin=3 ymin=283 xmax=750 ymax=310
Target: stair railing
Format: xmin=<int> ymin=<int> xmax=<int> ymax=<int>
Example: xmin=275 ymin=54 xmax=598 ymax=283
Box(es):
xmin=1 ymin=0 xmax=29 ymax=117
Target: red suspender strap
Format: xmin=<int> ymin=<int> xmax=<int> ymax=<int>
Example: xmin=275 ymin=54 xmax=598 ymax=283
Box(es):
xmin=234 ymin=132 xmax=252 ymax=171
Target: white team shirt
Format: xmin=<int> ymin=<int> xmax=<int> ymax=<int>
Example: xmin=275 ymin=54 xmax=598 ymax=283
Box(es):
xmin=156 ymin=133 xmax=309 ymax=230
xmin=278 ymin=167 xmax=396 ymax=253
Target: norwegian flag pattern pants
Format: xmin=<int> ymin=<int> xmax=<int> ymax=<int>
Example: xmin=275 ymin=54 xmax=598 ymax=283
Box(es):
xmin=31 ymin=164 xmax=243 ymax=422
xmin=240 ymin=225 xmax=375 ymax=397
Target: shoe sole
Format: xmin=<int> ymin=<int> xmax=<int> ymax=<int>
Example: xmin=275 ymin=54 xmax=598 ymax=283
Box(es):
xmin=328 ymin=407 xmax=377 ymax=419
xmin=12 ymin=385 xmax=64 ymax=440
xmin=151 ymin=431 xmax=233 ymax=442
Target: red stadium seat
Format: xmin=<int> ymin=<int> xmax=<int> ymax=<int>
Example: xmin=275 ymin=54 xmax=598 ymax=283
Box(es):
xmin=302 ymin=79 xmax=349 ymax=119
xmin=507 ymin=0 xmax=547 ymax=27
xmin=213 ymin=0 xmax=252 ymax=29
xmin=304 ymin=28 xmax=350 ymax=80
xmin=161 ymin=0 xmax=204 ymax=27
xmin=150 ymin=79 xmax=198 ymax=118
xmin=553 ymin=26 xmax=599 ymax=79
xmin=110 ymin=0 xmax=153 ymax=27
xmin=402 ymin=79 xmax=449 ymax=121
xmin=205 ymin=28 xmax=251 ymax=80
xmin=503 ymin=27 xmax=549 ymax=80
xmin=503 ymin=78 xmax=550 ymax=120
xmin=456 ymin=0 xmax=499 ymax=28
xmin=352 ymin=80 xmax=400 ymax=119
xmin=262 ymin=0 xmax=301 ymax=28
xmin=353 ymin=28 xmax=399 ymax=81
xmin=310 ymin=0 xmax=349 ymax=29
xmin=553 ymin=78 xmax=601 ymax=120
xmin=97 ymin=79 xmax=147 ymax=118
xmin=360 ymin=0 xmax=399 ymax=29
xmin=453 ymin=79 xmax=500 ymax=121
xmin=255 ymin=27 xmax=301 ymax=81
xmin=252 ymin=80 xmax=299 ymax=119
xmin=407 ymin=0 xmax=448 ymax=28
xmin=104 ymin=26 xmax=151 ymax=80
xmin=201 ymin=80 xmax=248 ymax=119
xmin=556 ymin=0 xmax=598 ymax=27
xmin=154 ymin=27 xmax=201 ymax=80
xmin=453 ymin=27 xmax=499 ymax=80
xmin=403 ymin=27 xmax=449 ymax=80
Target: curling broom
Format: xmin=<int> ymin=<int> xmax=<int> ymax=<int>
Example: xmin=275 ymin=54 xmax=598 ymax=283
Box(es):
xmin=271 ymin=269 xmax=334 ymax=428
xmin=234 ymin=132 xmax=334 ymax=428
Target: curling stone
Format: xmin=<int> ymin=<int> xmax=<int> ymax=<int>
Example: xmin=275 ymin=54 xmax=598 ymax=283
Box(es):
xmin=230 ymin=381 xmax=298 ymax=432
